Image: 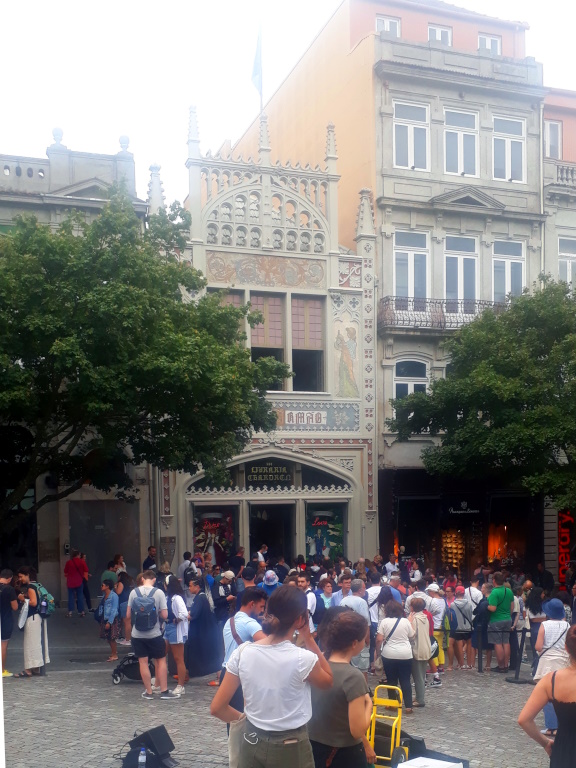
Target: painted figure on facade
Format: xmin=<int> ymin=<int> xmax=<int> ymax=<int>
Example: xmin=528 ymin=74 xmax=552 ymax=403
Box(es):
xmin=335 ymin=327 xmax=359 ymax=397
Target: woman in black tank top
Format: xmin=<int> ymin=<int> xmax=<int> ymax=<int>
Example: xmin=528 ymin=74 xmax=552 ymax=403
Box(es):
xmin=518 ymin=625 xmax=576 ymax=767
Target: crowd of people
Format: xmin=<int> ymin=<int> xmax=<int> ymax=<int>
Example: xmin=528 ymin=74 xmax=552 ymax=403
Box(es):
xmin=2 ymin=544 xmax=576 ymax=767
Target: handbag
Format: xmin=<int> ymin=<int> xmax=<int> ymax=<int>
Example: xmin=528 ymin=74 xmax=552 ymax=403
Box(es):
xmin=18 ymin=598 xmax=29 ymax=630
xmin=380 ymin=618 xmax=401 ymax=654
xmin=94 ymin=599 xmax=105 ymax=623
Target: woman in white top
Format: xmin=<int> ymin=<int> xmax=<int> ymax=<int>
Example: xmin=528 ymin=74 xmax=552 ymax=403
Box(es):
xmin=533 ymin=599 xmax=570 ymax=737
xmin=211 ymin=585 xmax=333 ymax=768
xmin=375 ymin=599 xmax=415 ymax=713
xmin=164 ymin=576 xmax=189 ymax=696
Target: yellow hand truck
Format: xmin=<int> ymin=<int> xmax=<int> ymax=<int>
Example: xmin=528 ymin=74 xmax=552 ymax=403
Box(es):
xmin=366 ymin=684 xmax=410 ymax=766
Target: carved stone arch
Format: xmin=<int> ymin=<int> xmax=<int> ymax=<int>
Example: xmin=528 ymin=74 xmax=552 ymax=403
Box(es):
xmin=177 ymin=445 xmax=359 ymax=496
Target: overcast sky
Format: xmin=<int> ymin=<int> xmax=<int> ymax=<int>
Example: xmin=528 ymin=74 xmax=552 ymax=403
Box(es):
xmin=1 ymin=1 xmax=574 ymax=204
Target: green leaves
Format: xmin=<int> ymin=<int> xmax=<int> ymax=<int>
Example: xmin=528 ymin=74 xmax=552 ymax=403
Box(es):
xmin=388 ymin=281 xmax=576 ymax=508
xmin=0 ymin=192 xmax=287 ymax=519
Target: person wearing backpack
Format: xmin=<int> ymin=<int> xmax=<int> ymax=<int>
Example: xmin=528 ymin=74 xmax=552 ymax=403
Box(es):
xmin=126 ymin=569 xmax=180 ymax=700
xmin=14 ymin=566 xmax=50 ymax=678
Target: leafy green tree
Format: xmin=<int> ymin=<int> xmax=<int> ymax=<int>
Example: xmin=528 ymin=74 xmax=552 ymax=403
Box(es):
xmin=0 ymin=193 xmax=288 ymax=525
xmin=387 ymin=280 xmax=576 ymax=510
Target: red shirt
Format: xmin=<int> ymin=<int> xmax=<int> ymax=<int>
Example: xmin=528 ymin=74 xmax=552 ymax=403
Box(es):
xmin=64 ymin=557 xmax=88 ymax=588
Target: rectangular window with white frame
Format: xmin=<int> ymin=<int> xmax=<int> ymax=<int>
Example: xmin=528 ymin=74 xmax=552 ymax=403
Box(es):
xmin=428 ymin=24 xmax=452 ymax=45
xmin=445 ymin=236 xmax=477 ymax=314
xmin=544 ymin=120 xmax=562 ymax=160
xmin=478 ymin=33 xmax=501 ymax=55
xmin=394 ymin=231 xmax=428 ymax=311
xmin=493 ymin=117 xmax=525 ymax=182
xmin=376 ymin=15 xmax=400 ymax=37
xmin=393 ymin=102 xmax=429 ymax=171
xmin=445 ymin=110 xmax=478 ymax=176
xmin=559 ymin=237 xmax=576 ymax=285
xmin=492 ymin=240 xmax=524 ymax=303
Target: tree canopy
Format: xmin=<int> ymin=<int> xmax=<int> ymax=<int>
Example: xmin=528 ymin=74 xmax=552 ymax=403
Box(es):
xmin=0 ymin=193 xmax=288 ymax=524
xmin=388 ymin=280 xmax=576 ymax=510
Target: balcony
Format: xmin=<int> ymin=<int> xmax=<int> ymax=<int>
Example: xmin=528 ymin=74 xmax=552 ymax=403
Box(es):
xmin=556 ymin=163 xmax=576 ymax=188
xmin=377 ymin=296 xmax=503 ymax=332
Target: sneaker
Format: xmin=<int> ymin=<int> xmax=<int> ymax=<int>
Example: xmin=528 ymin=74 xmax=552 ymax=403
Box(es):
xmin=141 ymin=691 xmax=154 ymax=700
xmin=436 ymin=666 xmax=445 ymax=674
xmin=2 ymin=670 xmax=13 ymax=678
xmin=118 ymin=639 xmax=131 ymax=646
xmin=152 ymin=685 xmax=162 ymax=693
xmin=429 ymin=677 xmax=442 ymax=688
xmin=160 ymin=690 xmax=181 ymax=700
xmin=173 ymin=685 xmax=185 ymax=696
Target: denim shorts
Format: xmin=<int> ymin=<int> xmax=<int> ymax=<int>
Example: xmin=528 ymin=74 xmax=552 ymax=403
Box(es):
xmin=164 ymin=622 xmax=180 ymax=645
xmin=118 ymin=601 xmax=128 ymax=619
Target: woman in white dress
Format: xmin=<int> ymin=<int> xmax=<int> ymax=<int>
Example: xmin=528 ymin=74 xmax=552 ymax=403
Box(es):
xmin=14 ymin=566 xmax=50 ymax=678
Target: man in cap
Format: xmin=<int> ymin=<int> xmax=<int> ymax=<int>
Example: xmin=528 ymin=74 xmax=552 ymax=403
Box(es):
xmin=426 ymin=583 xmax=446 ymax=673
xmin=212 ymin=570 xmax=236 ymax=627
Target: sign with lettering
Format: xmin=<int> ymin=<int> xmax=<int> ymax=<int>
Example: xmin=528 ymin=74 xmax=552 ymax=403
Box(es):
xmin=558 ymin=509 xmax=576 ymax=586
xmin=273 ymin=402 xmax=360 ymax=432
xmin=442 ymin=496 xmax=482 ymax=517
xmin=246 ymin=461 xmax=293 ymax=486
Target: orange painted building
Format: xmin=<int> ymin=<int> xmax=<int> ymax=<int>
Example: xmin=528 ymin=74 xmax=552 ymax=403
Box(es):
xmin=544 ymin=89 xmax=576 ymax=164
xmin=234 ymin=0 xmax=529 ymax=249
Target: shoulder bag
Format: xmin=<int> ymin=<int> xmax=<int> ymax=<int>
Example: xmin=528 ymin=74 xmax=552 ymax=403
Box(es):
xmin=380 ymin=618 xmax=401 ymax=653
xmin=532 ymin=623 xmax=569 ymax=676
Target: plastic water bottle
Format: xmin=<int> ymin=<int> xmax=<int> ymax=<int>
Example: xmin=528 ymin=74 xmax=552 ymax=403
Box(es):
xmin=138 ymin=747 xmax=146 ymax=765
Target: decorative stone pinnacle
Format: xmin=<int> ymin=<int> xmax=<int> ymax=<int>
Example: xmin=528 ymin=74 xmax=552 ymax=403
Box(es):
xmin=119 ymin=135 xmax=130 ymax=152
xmin=355 ymin=188 xmax=376 ymax=240
xmin=325 ymin=123 xmax=337 ymax=161
xmin=52 ymin=127 xmax=63 ymax=145
xmin=188 ymin=106 xmax=200 ymax=160
xmin=258 ymin=112 xmax=271 ymax=165
xmin=147 ymin=164 xmax=166 ymax=215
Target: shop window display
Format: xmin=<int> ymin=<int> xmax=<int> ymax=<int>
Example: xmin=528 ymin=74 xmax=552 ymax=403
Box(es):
xmin=193 ymin=509 xmax=235 ymax=567
xmin=306 ymin=506 xmax=345 ymax=562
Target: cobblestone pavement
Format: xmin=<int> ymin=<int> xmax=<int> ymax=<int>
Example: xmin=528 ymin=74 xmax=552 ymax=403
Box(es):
xmin=3 ymin=613 xmax=549 ymax=768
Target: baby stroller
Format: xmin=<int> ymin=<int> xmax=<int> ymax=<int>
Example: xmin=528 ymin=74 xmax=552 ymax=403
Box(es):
xmin=111 ymin=652 xmax=155 ymax=685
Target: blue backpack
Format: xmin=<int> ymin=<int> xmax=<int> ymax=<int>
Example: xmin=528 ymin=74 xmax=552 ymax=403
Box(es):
xmin=131 ymin=587 xmax=159 ymax=631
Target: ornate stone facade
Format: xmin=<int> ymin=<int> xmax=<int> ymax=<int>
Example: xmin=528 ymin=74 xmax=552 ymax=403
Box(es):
xmin=164 ymin=111 xmax=378 ymax=563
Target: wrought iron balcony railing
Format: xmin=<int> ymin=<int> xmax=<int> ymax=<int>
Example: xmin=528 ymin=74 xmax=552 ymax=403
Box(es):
xmin=378 ymin=296 xmax=504 ymax=331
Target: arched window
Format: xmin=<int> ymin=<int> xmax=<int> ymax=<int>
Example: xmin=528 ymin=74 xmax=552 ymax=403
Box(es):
xmin=394 ymin=360 xmax=427 ymax=399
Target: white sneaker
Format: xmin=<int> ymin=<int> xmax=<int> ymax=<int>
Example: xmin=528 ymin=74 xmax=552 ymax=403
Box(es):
xmin=151 ymin=684 xmax=162 ymax=693
xmin=173 ymin=685 xmax=185 ymax=696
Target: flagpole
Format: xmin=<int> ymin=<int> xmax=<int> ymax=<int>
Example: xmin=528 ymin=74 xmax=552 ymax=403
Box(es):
xmin=252 ymin=27 xmax=264 ymax=116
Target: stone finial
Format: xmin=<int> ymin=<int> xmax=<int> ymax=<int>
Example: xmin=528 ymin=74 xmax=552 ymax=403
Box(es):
xmin=258 ymin=112 xmax=271 ymax=166
xmin=325 ymin=123 xmax=337 ymax=172
xmin=188 ymin=106 xmax=200 ymax=159
xmin=355 ymin=188 xmax=376 ymax=241
xmin=119 ymin=135 xmax=130 ymax=152
xmin=147 ymin=163 xmax=166 ymax=215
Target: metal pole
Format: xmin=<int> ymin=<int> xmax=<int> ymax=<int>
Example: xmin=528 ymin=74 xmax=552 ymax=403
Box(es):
xmin=477 ymin=627 xmax=483 ymax=673
xmin=506 ymin=627 xmax=529 ymax=684
xmin=0 ymin=612 xmax=6 ymax=768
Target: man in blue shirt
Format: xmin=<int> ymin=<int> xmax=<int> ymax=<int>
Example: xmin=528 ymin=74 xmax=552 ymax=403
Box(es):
xmin=220 ymin=587 xmax=267 ymax=714
xmin=388 ymin=573 xmax=404 ymax=604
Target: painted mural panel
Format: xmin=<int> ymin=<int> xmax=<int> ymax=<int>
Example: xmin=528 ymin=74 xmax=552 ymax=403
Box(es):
xmin=333 ymin=316 xmax=360 ymax=399
xmin=206 ymin=251 xmax=326 ymax=288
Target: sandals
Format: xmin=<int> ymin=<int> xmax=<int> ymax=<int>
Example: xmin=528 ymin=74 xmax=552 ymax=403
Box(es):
xmin=106 ymin=657 xmax=119 ymax=662
xmin=542 ymin=729 xmax=557 ymax=738
xmin=13 ymin=671 xmax=32 ymax=679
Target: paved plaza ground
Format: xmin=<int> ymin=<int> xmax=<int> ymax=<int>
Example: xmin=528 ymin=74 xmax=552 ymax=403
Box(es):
xmin=3 ymin=612 xmax=549 ymax=768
